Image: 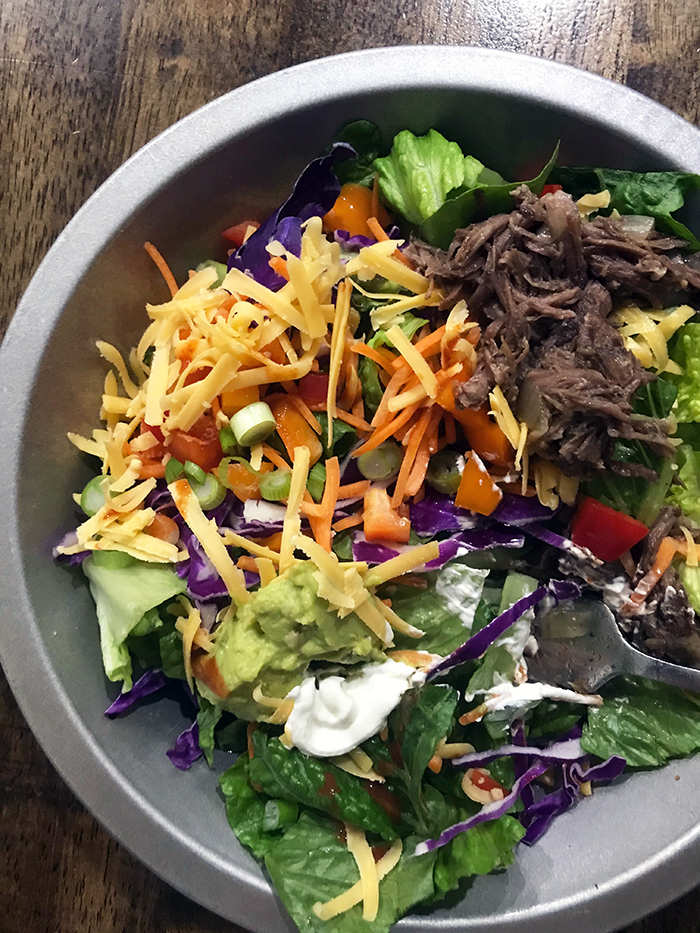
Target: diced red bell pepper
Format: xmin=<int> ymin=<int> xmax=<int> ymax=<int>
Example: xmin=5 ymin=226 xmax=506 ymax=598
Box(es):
xmin=222 ymin=221 xmax=260 ymax=246
xmin=540 ymin=184 xmax=563 ymax=197
xmin=298 ymin=372 xmax=330 ymax=406
xmin=570 ymin=496 xmax=648 ymax=563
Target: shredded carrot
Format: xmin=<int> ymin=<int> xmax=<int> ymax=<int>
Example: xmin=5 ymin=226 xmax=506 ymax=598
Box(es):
xmin=371 ymin=368 xmax=413 ymax=428
xmin=337 ymin=480 xmax=371 ymax=499
xmin=268 ymin=256 xmax=290 ymax=280
xmin=367 ymin=216 xmax=389 ymax=242
xmin=247 ymin=722 xmax=258 ymax=760
xmin=352 ymin=402 xmax=425 ymax=458
xmin=427 ymin=755 xmax=443 ymax=774
xmin=340 ymin=347 xmax=361 ymax=411
xmin=390 ymin=326 xmax=447 ymax=372
xmin=211 ymin=396 xmax=221 ymax=419
xmin=335 ymin=409 xmax=372 ymax=432
xmin=370 ymin=176 xmax=381 ymax=227
xmin=316 ymin=456 xmax=341 ymax=551
xmin=404 ymin=407 xmax=442 ymax=499
xmin=301 ymin=493 xmax=323 ymax=520
xmin=444 ymin=412 xmax=457 ymax=445
xmin=288 ymin=395 xmax=323 ymax=434
xmin=237 ymin=556 xmax=259 ymax=573
xmin=623 ymin=536 xmax=679 ymax=614
xmin=352 ymin=394 xmax=365 ymax=420
xmin=144 ymin=242 xmax=178 ymax=297
xmin=349 ymin=342 xmax=398 ymax=375
xmin=391 ymin=408 xmax=433 ymax=508
xmin=261 ymin=444 xmax=292 ymax=471
xmin=332 ymin=511 xmax=364 ymax=532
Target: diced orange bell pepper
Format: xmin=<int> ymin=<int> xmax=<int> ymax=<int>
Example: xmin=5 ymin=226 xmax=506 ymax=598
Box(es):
xmin=323 ymin=183 xmax=391 ymax=238
xmin=221 ymin=385 xmax=260 ymax=417
xmin=455 ymin=451 xmax=503 ymax=516
xmin=268 ymin=397 xmax=323 ymax=465
xmin=438 ymin=380 xmax=512 ymax=469
xmin=225 ymin=461 xmax=273 ymax=501
xmin=363 ymin=487 xmax=411 ymax=543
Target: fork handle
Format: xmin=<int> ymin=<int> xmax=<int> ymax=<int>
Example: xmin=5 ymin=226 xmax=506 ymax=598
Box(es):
xmin=626 ymin=650 xmax=700 ymax=694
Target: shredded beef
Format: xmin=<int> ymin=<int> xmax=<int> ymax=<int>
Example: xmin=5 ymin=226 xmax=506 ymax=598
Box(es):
xmin=405 ymin=185 xmax=700 ymax=478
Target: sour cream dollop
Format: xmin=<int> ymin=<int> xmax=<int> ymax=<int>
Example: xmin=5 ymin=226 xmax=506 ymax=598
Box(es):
xmin=285 ymin=660 xmax=425 ymax=758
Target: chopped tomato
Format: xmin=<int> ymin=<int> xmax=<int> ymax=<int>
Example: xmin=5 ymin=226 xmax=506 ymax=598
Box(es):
xmin=454 ymin=451 xmax=502 ymax=516
xmin=183 ymin=367 xmax=211 ymax=387
xmin=138 ymin=460 xmax=166 ymax=479
xmin=540 ymin=184 xmax=563 ymax=197
xmin=363 ymin=487 xmax=410 ymax=543
xmin=298 ymin=372 xmax=330 ymax=406
xmin=469 ymin=768 xmax=508 ymax=794
xmin=222 ymin=221 xmax=260 ymax=246
xmin=168 ymin=413 xmax=222 ymax=472
xmin=571 ymin=497 xmax=648 ymax=563
xmin=323 ymin=183 xmax=391 ymax=238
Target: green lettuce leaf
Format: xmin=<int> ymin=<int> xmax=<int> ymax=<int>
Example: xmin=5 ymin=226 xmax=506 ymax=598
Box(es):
xmin=82 ymin=556 xmax=186 ymax=689
xmin=358 ymin=356 xmax=383 ymax=419
xmin=581 ymin=678 xmax=700 ymax=767
xmin=419 ymin=144 xmax=560 ymax=250
xmin=249 ymin=730 xmax=400 ymax=840
xmin=219 ymin=755 xmax=276 ymax=858
xmin=552 ymin=167 xmax=700 ymax=250
xmin=374 ymin=129 xmax=483 ymax=227
xmin=432 ymin=814 xmax=526 ymax=899
xmin=368 ymin=312 xmax=428 ymax=349
xmin=668 ymin=323 xmax=700 ymax=423
xmin=265 ymin=812 xmax=436 ymax=933
xmin=196 ymin=696 xmax=223 ymax=767
xmin=679 ymin=564 xmax=700 ymax=614
xmin=667 ymin=445 xmax=700 ymax=527
xmin=390 ymin=584 xmax=481 ymax=656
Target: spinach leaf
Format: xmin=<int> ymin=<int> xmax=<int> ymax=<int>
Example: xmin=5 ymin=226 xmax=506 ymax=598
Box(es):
xmin=249 ymin=730 xmax=400 ymax=840
xmin=265 ymin=812 xmax=436 ymax=933
xmin=390 ymin=684 xmax=459 ymax=836
xmin=552 ymin=166 xmax=700 ymax=249
xmin=333 ymin=120 xmax=384 ymax=187
xmin=358 ymin=355 xmax=383 ymax=420
xmin=332 ymin=529 xmax=355 ymax=562
xmin=581 ymin=678 xmax=700 ymax=767
xmin=419 ymin=144 xmax=559 ymax=250
xmin=432 ymin=814 xmax=525 ymax=898
xmin=196 ymin=696 xmax=222 ymax=767
xmin=313 ymin=412 xmax=357 ymax=459
xmin=219 ymin=755 xmax=275 ymax=858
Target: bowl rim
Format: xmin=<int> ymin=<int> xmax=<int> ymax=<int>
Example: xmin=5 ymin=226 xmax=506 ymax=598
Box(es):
xmin=2 ymin=44 xmax=700 ymax=933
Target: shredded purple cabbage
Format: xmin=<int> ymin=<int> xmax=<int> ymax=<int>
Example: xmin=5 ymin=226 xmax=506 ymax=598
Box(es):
xmin=104 ymin=669 xmax=170 ymax=717
xmin=428 ymin=579 xmax=581 ymax=679
xmin=518 ymin=522 xmax=574 ymax=551
xmin=178 ymin=525 xmax=229 ymax=600
xmin=414 ymin=761 xmax=550 ymax=855
xmin=227 ymin=142 xmax=354 ymax=290
xmin=333 ymin=230 xmax=376 ymax=250
xmin=521 ymin=755 xmax=626 ymax=845
xmin=491 ymin=494 xmax=559 ymax=526
xmin=409 ymin=488 xmax=477 ymax=536
xmin=53 ymin=531 xmax=90 ymax=565
xmin=452 ymin=736 xmax=584 ymax=768
xmin=166 ymin=720 xmax=203 ymax=770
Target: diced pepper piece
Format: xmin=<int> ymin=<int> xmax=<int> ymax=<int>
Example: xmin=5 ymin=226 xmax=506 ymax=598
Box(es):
xmin=168 ymin=414 xmax=223 ymax=472
xmin=323 ymin=183 xmax=391 ymax=238
xmin=363 ymin=487 xmax=411 ymax=544
xmin=571 ymin=496 xmax=648 ymax=563
xmin=221 ymin=221 xmax=260 ymax=246
xmin=437 ymin=380 xmax=512 ymax=469
xmin=221 ymin=385 xmax=260 ymax=416
xmin=454 ymin=451 xmax=503 ymax=516
xmin=268 ymin=397 xmax=323 ymax=465
xmin=298 ymin=372 xmax=330 ymax=406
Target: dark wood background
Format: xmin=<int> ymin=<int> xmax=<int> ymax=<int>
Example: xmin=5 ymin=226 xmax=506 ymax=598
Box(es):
xmin=2 ymin=1 xmax=700 ymax=930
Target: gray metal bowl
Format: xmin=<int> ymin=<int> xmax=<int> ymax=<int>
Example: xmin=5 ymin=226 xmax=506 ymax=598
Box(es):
xmin=2 ymin=46 xmax=700 ymax=933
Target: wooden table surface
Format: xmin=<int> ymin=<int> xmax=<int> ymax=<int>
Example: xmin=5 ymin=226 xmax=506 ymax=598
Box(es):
xmin=2 ymin=1 xmax=700 ymax=931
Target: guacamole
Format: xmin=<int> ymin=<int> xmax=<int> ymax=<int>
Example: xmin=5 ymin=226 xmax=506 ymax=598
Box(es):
xmin=196 ymin=562 xmax=385 ymax=720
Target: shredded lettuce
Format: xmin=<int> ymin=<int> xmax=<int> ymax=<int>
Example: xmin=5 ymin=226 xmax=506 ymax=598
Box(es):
xmin=83 ymin=556 xmax=186 ymax=690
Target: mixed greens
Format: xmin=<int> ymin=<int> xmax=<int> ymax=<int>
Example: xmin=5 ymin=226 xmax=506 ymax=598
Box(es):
xmin=54 ymin=122 xmax=700 ymax=932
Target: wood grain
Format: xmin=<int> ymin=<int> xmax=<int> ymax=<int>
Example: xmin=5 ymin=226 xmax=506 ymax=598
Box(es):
xmin=2 ymin=0 xmax=700 ymax=930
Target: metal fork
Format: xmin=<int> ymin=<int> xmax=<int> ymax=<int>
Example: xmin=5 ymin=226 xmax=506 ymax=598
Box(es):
xmin=527 ymin=598 xmax=700 ymax=694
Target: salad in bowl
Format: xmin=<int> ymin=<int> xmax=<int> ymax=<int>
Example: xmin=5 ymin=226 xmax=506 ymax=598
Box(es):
xmin=54 ymin=120 xmax=700 ymax=933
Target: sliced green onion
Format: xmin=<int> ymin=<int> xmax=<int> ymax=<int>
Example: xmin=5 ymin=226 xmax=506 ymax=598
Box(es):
xmin=164 ymin=457 xmax=185 ymax=484
xmin=219 ymin=425 xmax=238 ymax=454
xmin=259 ymin=470 xmax=292 ymax=502
xmin=357 ymin=440 xmax=402 ymax=481
xmin=426 ymin=450 xmax=465 ymax=495
xmin=217 ymin=456 xmax=259 ymax=490
xmin=192 ymin=473 xmax=227 ymax=510
xmin=307 ymin=462 xmax=327 ymax=502
xmin=230 ymin=401 xmax=276 ymax=447
xmin=80 ymin=475 xmax=107 ymax=516
xmin=263 ymin=799 xmax=299 ymax=832
xmin=90 ymin=550 xmax=138 ymax=569
xmin=184 ymin=460 xmax=206 ymax=486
